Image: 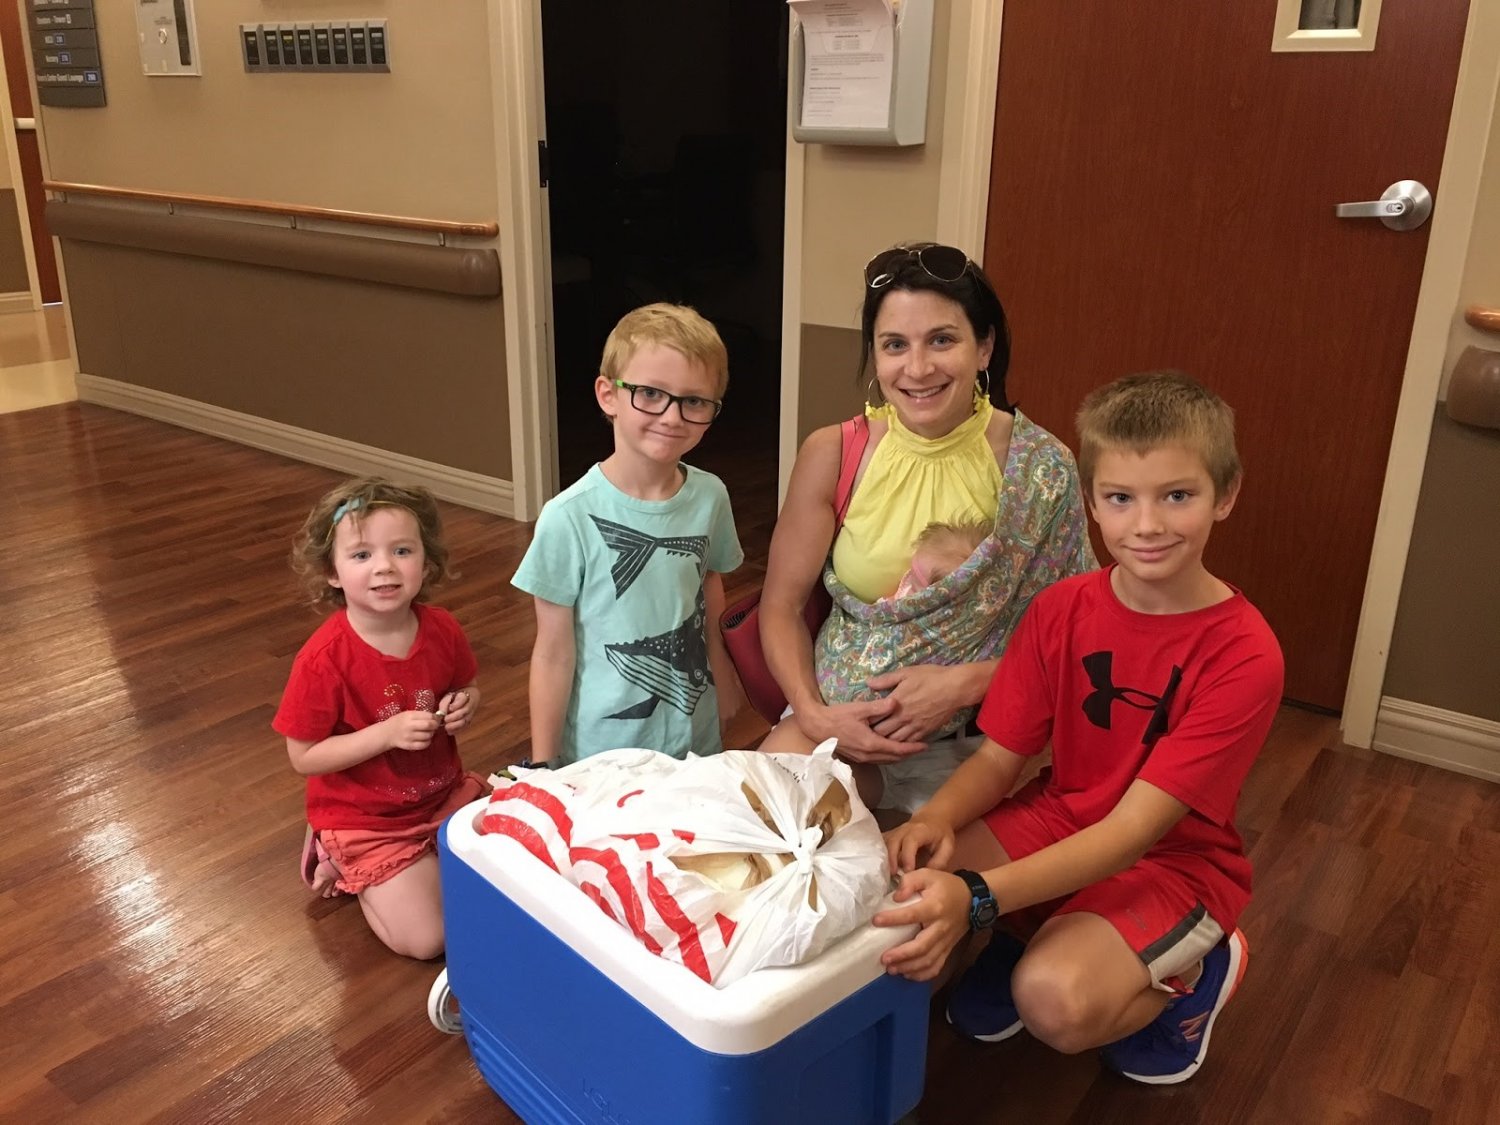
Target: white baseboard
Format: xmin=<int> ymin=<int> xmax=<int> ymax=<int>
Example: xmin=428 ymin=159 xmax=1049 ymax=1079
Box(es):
xmin=75 ymin=373 xmax=516 ymax=518
xmin=0 ymin=292 xmax=39 ymax=314
xmin=1373 ymin=697 xmax=1500 ymax=783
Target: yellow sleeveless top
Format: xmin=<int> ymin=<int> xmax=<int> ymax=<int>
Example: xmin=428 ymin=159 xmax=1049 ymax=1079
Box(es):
xmin=831 ymin=399 xmax=1002 ymax=603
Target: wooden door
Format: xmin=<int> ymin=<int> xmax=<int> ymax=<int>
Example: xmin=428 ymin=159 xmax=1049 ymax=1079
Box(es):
xmin=984 ymin=2 xmax=1468 ymax=709
xmin=0 ymin=0 xmax=60 ymax=303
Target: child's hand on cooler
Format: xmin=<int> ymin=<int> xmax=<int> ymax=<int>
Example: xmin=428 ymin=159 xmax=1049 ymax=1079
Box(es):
xmin=872 ymin=868 xmax=971 ymax=981
xmin=436 ymin=689 xmax=475 ymax=733
xmin=883 ymin=815 xmax=955 ymax=874
xmin=386 ymin=709 xmax=444 ymax=750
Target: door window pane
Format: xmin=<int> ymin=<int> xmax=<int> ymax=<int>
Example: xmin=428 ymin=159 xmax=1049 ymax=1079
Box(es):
xmin=1300 ymin=0 xmax=1361 ymax=29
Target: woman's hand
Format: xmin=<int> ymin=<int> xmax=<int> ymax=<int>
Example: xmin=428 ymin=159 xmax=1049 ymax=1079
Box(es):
xmin=796 ymin=698 xmax=928 ymax=763
xmin=884 ymin=814 xmax=956 ymax=874
xmin=872 ymin=868 xmax=972 ymax=981
xmin=864 ymin=664 xmax=973 ymax=742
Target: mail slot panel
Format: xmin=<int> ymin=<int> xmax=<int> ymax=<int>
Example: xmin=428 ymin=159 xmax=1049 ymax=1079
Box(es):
xmin=241 ymin=19 xmax=390 ymax=72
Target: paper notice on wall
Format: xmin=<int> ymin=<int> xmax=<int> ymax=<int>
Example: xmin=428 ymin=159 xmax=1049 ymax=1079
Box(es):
xmin=789 ymin=0 xmax=895 ymax=131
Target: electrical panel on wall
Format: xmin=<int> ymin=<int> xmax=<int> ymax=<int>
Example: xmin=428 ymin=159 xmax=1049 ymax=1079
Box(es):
xmin=136 ymin=0 xmax=200 ymax=76
xmin=241 ymin=21 xmax=390 ymax=72
xmin=28 ymin=0 xmax=105 ymax=107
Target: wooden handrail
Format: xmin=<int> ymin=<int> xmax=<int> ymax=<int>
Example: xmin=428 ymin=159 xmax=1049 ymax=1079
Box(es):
xmin=1464 ymin=305 xmax=1500 ymax=333
xmin=48 ymin=198 xmax=501 ymax=298
xmin=43 ymin=180 xmax=498 ymax=239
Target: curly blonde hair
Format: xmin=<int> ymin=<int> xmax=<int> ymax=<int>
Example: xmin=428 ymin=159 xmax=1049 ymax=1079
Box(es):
xmin=291 ymin=477 xmax=452 ymax=608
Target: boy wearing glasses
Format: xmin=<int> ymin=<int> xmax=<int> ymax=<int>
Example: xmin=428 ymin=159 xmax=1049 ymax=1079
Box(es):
xmin=512 ymin=303 xmax=745 ymax=765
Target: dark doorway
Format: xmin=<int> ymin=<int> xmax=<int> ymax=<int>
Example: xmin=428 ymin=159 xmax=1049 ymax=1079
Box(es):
xmin=540 ymin=1 xmax=788 ymax=492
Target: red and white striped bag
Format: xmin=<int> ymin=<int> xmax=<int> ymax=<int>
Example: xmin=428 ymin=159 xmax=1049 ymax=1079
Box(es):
xmin=568 ymin=832 xmax=737 ymax=984
xmin=475 ymin=748 xmax=679 ymax=875
xmin=478 ymin=743 xmax=888 ymax=987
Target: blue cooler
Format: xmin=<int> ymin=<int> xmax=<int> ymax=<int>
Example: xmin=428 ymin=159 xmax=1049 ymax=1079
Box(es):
xmin=440 ymin=799 xmax=928 ymax=1124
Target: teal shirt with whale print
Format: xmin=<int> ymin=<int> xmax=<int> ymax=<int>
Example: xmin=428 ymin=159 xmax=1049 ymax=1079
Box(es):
xmin=512 ymin=462 xmax=743 ymax=764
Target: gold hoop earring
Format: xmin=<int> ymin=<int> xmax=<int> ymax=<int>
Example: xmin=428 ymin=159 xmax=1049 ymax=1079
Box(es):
xmin=975 ymin=368 xmax=991 ymax=401
xmin=865 ymin=377 xmax=885 ymax=406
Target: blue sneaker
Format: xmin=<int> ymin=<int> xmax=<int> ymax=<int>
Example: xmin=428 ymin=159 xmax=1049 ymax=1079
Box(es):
xmin=1101 ymin=929 xmax=1248 ymax=1084
xmin=945 ymin=931 xmax=1027 ymax=1041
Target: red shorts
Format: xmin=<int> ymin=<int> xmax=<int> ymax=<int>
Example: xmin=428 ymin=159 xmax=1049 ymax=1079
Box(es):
xmin=320 ymin=772 xmax=488 ymax=895
xmin=984 ymin=780 xmax=1225 ymax=993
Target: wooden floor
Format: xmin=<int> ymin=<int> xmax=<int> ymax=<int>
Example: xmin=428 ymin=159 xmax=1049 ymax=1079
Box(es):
xmin=3 ymin=402 xmax=1497 ymax=1124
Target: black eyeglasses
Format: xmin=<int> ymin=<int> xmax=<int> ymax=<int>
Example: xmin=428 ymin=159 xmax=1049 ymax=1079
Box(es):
xmin=864 ymin=244 xmax=973 ymax=289
xmin=613 ymin=380 xmax=723 ymax=424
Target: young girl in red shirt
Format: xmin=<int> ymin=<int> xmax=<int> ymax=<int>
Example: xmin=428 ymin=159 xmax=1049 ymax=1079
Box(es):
xmin=275 ymin=477 xmax=486 ymax=959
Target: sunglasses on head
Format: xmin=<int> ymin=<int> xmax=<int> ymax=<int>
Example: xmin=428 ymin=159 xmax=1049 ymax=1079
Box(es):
xmin=864 ymin=244 xmax=973 ymax=289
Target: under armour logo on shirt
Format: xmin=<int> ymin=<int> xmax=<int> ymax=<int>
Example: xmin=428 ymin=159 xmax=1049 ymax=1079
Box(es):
xmin=1080 ymin=651 xmax=1183 ymax=748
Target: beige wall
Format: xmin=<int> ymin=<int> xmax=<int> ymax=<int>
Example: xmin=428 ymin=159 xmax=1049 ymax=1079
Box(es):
xmin=41 ymin=0 xmax=513 ymax=484
xmin=798 ymin=323 xmax=864 ymax=438
xmin=1385 ymin=410 xmax=1500 ymax=721
xmin=794 ymin=0 xmax=953 ymax=439
xmin=1385 ymin=67 xmax=1500 ymax=723
xmin=798 ymin=1 xmax=950 ymax=332
xmin=41 ymin=0 xmax=500 ymax=222
xmin=65 ymin=239 xmax=510 ymax=477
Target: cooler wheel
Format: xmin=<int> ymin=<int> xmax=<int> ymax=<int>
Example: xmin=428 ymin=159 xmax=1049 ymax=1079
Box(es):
xmin=427 ymin=967 xmax=463 ymax=1034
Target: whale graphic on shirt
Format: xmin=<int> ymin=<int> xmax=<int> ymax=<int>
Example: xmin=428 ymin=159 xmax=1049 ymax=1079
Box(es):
xmin=588 ymin=516 xmax=713 ymax=719
xmin=604 ymin=589 xmax=713 ymax=718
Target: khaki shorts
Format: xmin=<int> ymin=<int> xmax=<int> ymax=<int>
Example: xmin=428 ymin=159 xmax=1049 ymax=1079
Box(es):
xmin=876 ymin=732 xmax=985 ymax=814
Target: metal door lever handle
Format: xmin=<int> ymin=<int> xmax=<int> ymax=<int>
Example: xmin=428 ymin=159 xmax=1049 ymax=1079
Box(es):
xmin=1334 ymin=180 xmax=1431 ymax=231
xmin=1335 ymin=198 xmax=1408 ymax=218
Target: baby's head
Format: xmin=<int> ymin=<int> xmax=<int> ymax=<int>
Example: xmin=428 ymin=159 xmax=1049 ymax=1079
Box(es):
xmin=292 ymin=476 xmax=451 ymax=608
xmin=908 ymin=520 xmax=991 ymax=589
xmin=1075 ymin=371 xmax=1241 ymax=502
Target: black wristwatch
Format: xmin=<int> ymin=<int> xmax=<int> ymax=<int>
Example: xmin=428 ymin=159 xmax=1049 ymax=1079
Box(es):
xmin=954 ymin=869 xmax=999 ymax=931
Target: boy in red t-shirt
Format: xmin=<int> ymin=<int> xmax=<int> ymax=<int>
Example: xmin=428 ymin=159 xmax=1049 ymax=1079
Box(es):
xmin=876 ymin=371 xmax=1283 ymax=1084
xmin=274 ymin=477 xmax=487 ymax=960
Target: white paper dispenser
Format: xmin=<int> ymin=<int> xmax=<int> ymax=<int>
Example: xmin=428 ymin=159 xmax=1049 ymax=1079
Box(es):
xmin=789 ymin=0 xmax=934 ymax=147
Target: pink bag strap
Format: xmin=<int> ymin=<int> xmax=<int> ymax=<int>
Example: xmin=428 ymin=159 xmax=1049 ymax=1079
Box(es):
xmin=832 ymin=415 xmax=869 ymax=530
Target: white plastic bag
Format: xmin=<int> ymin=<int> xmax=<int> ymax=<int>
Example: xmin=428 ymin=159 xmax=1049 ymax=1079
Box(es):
xmin=570 ymin=740 xmax=890 ymax=986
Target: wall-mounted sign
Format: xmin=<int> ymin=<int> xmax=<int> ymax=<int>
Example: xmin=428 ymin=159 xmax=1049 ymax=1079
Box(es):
xmin=28 ymin=0 xmax=105 ymax=107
